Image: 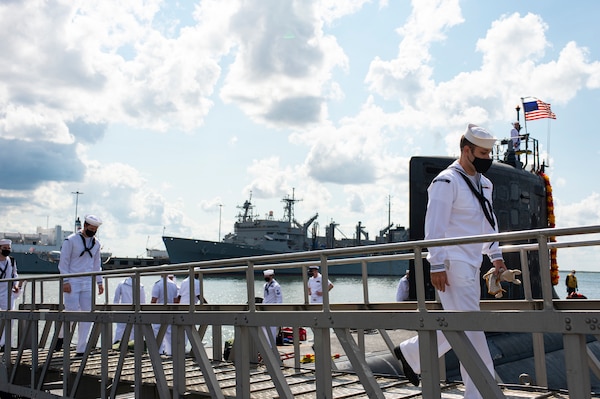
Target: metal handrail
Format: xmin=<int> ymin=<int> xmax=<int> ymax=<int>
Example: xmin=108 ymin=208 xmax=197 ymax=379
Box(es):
xmin=1 ymin=224 xmax=599 ymax=398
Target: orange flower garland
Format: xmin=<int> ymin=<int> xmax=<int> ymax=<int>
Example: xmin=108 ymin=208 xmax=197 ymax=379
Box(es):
xmin=539 ymin=171 xmax=559 ymax=285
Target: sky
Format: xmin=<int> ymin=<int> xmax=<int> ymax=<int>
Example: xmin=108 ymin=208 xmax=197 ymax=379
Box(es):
xmin=1 ymin=0 xmax=599 ymax=271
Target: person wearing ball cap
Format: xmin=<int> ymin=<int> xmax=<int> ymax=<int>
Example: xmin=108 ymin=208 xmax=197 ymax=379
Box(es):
xmin=392 ymin=124 xmax=508 ymax=397
xmin=56 ymin=214 xmax=104 ymax=357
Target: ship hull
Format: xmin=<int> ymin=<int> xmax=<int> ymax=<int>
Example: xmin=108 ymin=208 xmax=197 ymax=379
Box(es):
xmin=13 ymin=252 xmax=169 ymax=275
xmin=12 ymin=252 xmax=60 ymax=274
xmin=162 ymin=236 xmax=407 ymax=276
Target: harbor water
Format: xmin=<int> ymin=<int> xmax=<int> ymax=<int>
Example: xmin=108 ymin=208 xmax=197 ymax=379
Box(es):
xmin=17 ymin=269 xmax=600 ymax=306
xmin=11 ymin=270 xmax=599 ymax=348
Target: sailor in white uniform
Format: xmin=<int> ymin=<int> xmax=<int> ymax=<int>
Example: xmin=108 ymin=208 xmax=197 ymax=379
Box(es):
xmin=58 ymin=215 xmax=104 ymax=356
xmin=0 ymin=238 xmax=21 ymax=351
xmin=176 ymin=272 xmax=202 ymax=349
xmin=307 ymin=265 xmax=333 ymax=304
xmin=113 ymin=276 xmax=146 ymax=343
xmin=262 ymin=269 xmax=282 ymax=346
xmin=177 ymin=273 xmax=201 ymax=305
xmin=393 ymin=124 xmax=508 ymax=398
xmin=151 ymin=274 xmax=179 ymax=355
xmin=395 ymin=270 xmax=410 ymax=301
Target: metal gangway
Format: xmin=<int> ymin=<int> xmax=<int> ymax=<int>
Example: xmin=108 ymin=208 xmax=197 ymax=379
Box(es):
xmin=1 ymin=225 xmax=600 ymax=398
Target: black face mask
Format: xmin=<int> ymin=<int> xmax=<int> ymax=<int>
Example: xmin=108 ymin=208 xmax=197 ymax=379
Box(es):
xmin=85 ymin=229 xmax=96 ymax=237
xmin=471 ymin=154 xmax=493 ymax=173
xmin=1 ymin=249 xmax=10 ymax=257
xmin=264 ymin=277 xmax=271 ymax=282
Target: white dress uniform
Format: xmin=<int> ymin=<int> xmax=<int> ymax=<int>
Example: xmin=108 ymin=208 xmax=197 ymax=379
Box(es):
xmin=0 ymin=252 xmax=18 ymax=348
xmin=178 ymin=276 xmax=201 ymax=348
xmin=395 ymin=273 xmax=410 ymax=302
xmin=151 ymin=277 xmax=179 ymax=355
xmin=510 ymin=125 xmax=521 ymax=151
xmin=399 ymin=159 xmax=502 ymax=399
xmin=58 ymin=230 xmax=102 ymax=354
xmin=262 ymin=273 xmax=283 ymax=346
xmin=307 ymin=272 xmax=332 ymax=304
xmin=263 ymin=279 xmax=282 ymax=304
xmin=113 ymin=277 xmax=146 ymax=343
xmin=178 ymin=276 xmax=201 ymax=305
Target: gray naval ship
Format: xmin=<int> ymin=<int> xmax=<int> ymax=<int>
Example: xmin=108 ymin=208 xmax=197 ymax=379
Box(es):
xmin=163 ymin=192 xmax=410 ymax=276
xmin=2 ymin=219 xmax=168 ymax=274
xmin=164 ymin=124 xmax=548 ymax=280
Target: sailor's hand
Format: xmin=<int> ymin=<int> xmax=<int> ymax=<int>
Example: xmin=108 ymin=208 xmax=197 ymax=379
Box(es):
xmin=316 ymin=291 xmax=323 ymax=296
xmin=97 ymin=283 xmax=104 ymax=295
xmin=493 ymin=259 xmax=507 ymax=276
xmin=63 ymin=282 xmax=72 ymax=293
xmin=431 ymin=271 xmax=449 ymax=292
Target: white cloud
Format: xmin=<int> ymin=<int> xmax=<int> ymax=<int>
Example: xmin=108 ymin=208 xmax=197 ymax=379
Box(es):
xmin=1 ymin=1 xmax=599 ymax=267
xmin=365 ymin=0 xmax=463 ymax=103
xmin=220 ymin=0 xmax=348 ymax=128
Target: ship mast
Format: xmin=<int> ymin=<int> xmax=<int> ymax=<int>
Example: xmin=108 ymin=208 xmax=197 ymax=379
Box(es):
xmin=239 ymin=192 xmax=254 ymax=222
xmin=282 ymin=188 xmax=302 ymax=224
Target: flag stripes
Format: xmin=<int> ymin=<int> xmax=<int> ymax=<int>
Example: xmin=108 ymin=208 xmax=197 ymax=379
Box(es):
xmin=523 ymin=99 xmax=557 ymax=121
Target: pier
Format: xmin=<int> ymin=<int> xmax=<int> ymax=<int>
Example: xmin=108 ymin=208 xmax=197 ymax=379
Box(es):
xmin=1 ymin=225 xmax=600 ymax=398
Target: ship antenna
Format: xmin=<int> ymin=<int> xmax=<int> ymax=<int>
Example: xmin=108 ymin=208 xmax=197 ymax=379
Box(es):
xmin=282 ymin=188 xmax=302 ymax=223
xmin=239 ymin=191 xmax=253 ymax=222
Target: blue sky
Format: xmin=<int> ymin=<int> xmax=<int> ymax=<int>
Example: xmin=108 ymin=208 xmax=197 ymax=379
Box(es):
xmin=1 ymin=0 xmax=599 ymax=270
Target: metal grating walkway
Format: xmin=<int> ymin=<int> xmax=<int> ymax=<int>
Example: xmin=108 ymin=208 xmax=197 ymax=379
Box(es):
xmin=8 ymin=349 xmax=577 ymax=398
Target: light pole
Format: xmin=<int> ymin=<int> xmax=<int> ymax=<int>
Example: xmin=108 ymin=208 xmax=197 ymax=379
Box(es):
xmin=218 ymin=204 xmax=223 ymax=241
xmin=72 ymin=191 xmax=83 ymax=231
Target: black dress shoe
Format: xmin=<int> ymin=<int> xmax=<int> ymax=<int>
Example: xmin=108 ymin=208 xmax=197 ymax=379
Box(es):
xmin=0 ymin=345 xmax=4 ymax=352
xmin=54 ymin=338 xmax=64 ymax=352
xmin=394 ymin=346 xmax=420 ymax=386
xmin=74 ymin=352 xmax=84 ymax=358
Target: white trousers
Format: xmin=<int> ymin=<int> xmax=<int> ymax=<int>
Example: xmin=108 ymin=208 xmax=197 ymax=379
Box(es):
xmin=152 ymin=324 xmax=172 ymax=355
xmin=63 ymin=282 xmax=93 ymax=353
xmin=0 ymin=288 xmax=16 ymax=347
xmin=262 ymin=326 xmax=278 ymax=348
xmin=399 ymin=260 xmax=494 ymax=399
xmin=114 ymin=323 xmax=136 ymax=344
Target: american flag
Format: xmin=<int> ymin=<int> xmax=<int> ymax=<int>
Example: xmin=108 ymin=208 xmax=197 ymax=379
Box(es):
xmin=523 ymin=99 xmax=557 ymax=121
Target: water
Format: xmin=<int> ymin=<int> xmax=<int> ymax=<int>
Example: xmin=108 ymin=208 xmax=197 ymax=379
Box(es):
xmin=556 ymin=270 xmax=599 ymax=299
xmin=10 ymin=270 xmax=599 ymax=349
xmin=16 ymin=270 xmax=600 ymax=306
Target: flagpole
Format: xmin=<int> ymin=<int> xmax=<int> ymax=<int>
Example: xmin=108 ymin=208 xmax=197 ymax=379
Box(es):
xmin=520 ymin=96 xmax=529 ymax=135
xmin=546 ymin=119 xmax=551 ymax=169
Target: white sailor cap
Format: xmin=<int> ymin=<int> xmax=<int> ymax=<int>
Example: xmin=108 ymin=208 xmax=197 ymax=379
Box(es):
xmin=464 ymin=123 xmax=496 ymax=150
xmin=263 ymin=269 xmax=274 ymax=276
xmin=84 ymin=214 xmax=103 ymax=227
xmin=308 ymin=265 xmax=319 ymax=270
xmin=0 ymin=239 xmax=12 ymax=246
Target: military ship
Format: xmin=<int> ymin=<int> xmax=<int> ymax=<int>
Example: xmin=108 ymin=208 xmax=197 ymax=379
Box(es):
xmin=1 ymin=225 xmax=71 ymax=274
xmin=3 ymin=223 xmax=167 ymax=274
xmin=163 ymin=120 xmax=552 ymax=281
xmin=163 ymin=192 xmax=410 ymax=275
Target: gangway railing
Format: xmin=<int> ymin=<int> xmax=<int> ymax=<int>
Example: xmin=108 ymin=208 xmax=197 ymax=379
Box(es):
xmin=0 ymin=225 xmax=599 ymax=398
